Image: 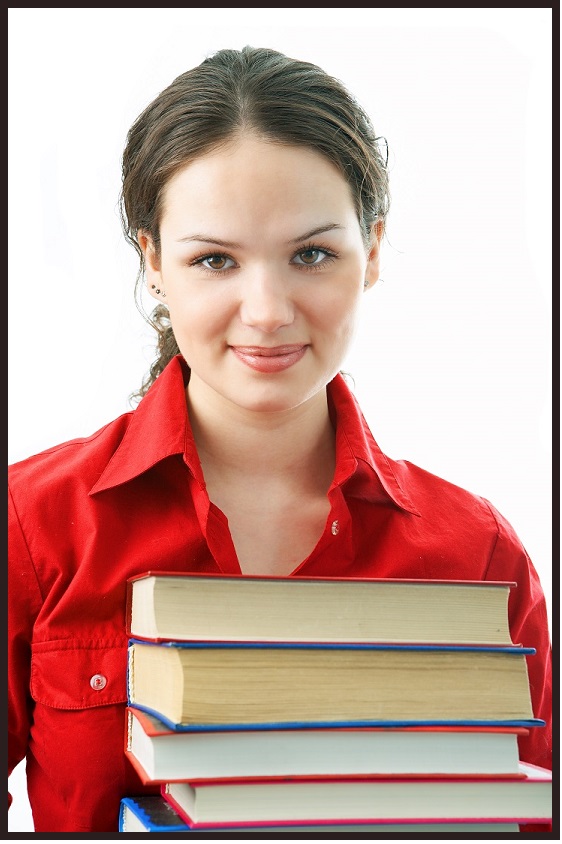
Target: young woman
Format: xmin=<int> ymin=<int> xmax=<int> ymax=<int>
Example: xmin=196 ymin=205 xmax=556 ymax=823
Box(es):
xmin=8 ymin=45 xmax=552 ymax=832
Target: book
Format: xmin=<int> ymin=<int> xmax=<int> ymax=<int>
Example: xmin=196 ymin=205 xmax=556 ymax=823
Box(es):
xmin=127 ymin=639 xmax=540 ymax=728
xmin=127 ymin=571 xmax=517 ymax=645
xmin=119 ymin=795 xmax=191 ymax=832
xmin=161 ymin=762 xmax=552 ymax=828
xmin=119 ymin=794 xmax=522 ymax=833
xmin=125 ymin=706 xmax=528 ymax=783
xmin=122 ymin=576 xmax=549 ymax=835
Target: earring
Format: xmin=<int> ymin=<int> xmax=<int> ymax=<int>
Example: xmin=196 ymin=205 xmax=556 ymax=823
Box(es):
xmin=364 ymin=278 xmax=370 ymax=290
xmin=150 ymin=284 xmax=166 ymax=297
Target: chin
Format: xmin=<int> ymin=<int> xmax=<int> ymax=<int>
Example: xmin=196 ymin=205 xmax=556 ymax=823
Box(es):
xmin=237 ymin=395 xmax=301 ymax=414
xmin=234 ymin=380 xmax=327 ymax=415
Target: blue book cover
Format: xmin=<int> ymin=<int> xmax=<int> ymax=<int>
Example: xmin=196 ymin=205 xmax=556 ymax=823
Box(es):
xmin=126 ymin=702 xmax=545 ymax=733
xmin=126 ymin=639 xmax=543 ymax=732
xmin=119 ymin=795 xmax=190 ymax=832
xmin=129 ymin=638 xmax=536 ymax=653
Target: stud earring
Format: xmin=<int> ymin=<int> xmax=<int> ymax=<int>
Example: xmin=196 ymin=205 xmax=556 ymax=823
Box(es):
xmin=150 ymin=284 xmax=166 ymax=297
xmin=364 ymin=278 xmax=370 ymax=290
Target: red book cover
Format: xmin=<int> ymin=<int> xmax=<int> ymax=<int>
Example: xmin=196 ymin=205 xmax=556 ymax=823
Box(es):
xmin=126 ymin=570 xmax=517 ymax=586
xmin=124 ymin=706 xmax=531 ymax=778
xmin=124 ymin=706 xmax=530 ymax=785
xmin=126 ymin=571 xmax=517 ymax=645
xmin=158 ymin=763 xmax=552 ymax=829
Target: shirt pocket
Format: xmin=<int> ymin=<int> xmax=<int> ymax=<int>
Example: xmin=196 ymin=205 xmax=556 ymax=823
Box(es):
xmin=30 ymin=641 xmax=128 ymax=709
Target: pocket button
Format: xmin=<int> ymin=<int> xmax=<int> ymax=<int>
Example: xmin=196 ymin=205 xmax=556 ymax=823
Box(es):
xmin=90 ymin=673 xmax=107 ymax=691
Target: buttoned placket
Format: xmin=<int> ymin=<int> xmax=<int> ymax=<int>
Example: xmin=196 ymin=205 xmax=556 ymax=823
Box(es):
xmin=183 ymin=452 xmax=355 ymax=577
xmin=289 ymin=484 xmax=355 ymax=577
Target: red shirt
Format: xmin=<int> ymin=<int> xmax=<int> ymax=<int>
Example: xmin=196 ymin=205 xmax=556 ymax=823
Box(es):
xmin=8 ymin=356 xmax=552 ymax=832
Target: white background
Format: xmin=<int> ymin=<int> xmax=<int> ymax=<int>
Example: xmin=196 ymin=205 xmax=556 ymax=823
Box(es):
xmin=8 ymin=7 xmax=553 ymax=836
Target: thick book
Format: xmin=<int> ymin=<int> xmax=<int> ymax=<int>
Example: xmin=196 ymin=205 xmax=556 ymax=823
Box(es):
xmin=127 ymin=571 xmax=517 ymax=645
xmin=125 ymin=706 xmax=528 ymax=783
xmin=161 ymin=762 xmax=552 ymax=828
xmin=127 ymin=639 xmax=540 ymax=729
xmin=119 ymin=794 xmax=521 ymax=833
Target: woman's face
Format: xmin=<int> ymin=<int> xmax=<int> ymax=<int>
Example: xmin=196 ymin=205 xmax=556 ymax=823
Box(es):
xmin=140 ymin=134 xmax=382 ymax=416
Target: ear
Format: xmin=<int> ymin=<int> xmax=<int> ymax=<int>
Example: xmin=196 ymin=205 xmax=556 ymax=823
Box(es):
xmin=138 ymin=229 xmax=165 ymax=301
xmin=364 ymin=220 xmax=384 ymax=291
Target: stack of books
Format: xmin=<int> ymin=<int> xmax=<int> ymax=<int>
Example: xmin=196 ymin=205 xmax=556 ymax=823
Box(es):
xmin=119 ymin=572 xmax=552 ymax=833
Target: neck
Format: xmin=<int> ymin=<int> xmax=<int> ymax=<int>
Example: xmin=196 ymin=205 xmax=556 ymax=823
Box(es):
xmin=186 ymin=375 xmax=336 ymax=490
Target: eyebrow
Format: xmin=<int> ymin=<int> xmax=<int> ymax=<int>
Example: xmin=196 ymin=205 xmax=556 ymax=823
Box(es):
xmin=288 ymin=223 xmax=344 ymax=244
xmin=175 ymin=223 xmax=344 ymax=248
xmin=176 ymin=234 xmax=242 ymax=248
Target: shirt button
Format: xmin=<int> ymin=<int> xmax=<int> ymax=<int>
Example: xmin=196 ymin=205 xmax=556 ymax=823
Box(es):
xmin=90 ymin=673 xmax=107 ymax=691
xmin=331 ymin=520 xmax=340 ymax=536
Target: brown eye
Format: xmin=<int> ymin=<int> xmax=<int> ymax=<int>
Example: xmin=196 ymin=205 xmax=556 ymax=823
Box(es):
xmin=292 ymin=247 xmax=336 ymax=268
xmin=193 ymin=253 xmax=236 ymax=272
xmin=206 ymin=254 xmax=228 ymax=270
xmin=298 ymin=249 xmax=322 ymax=265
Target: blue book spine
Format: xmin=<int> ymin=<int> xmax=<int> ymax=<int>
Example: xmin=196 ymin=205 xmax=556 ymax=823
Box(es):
xmin=128 ymin=638 xmax=536 ymax=653
xmin=119 ymin=796 xmax=189 ymax=832
xmin=127 ymin=701 xmax=545 ymax=733
xmin=126 ymin=638 xmax=542 ymax=732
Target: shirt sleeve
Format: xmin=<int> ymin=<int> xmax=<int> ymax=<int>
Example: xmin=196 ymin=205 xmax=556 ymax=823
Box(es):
xmin=482 ymin=498 xmax=552 ymax=771
xmin=8 ymin=485 xmax=43 ymax=807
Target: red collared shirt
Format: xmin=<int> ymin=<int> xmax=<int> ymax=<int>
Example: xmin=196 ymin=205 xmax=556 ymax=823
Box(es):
xmin=8 ymin=356 xmax=552 ymax=832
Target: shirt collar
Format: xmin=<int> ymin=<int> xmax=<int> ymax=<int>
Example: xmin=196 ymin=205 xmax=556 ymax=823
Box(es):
xmin=90 ymin=355 xmax=419 ymax=515
xmin=89 ymin=356 xmax=200 ymax=495
xmin=327 ymin=373 xmax=420 ymax=516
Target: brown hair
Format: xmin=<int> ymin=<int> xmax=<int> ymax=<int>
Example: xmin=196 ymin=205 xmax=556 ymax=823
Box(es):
xmin=121 ymin=45 xmax=390 ymax=402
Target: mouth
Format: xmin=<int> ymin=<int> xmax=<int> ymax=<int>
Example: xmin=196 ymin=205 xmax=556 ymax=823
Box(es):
xmin=229 ymin=344 xmax=308 ymax=373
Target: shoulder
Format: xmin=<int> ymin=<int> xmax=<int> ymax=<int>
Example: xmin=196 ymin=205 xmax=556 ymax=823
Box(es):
xmin=8 ymin=411 xmax=133 ymax=500
xmin=390 ymin=458 xmax=498 ymax=524
xmin=390 ymin=458 xmax=534 ymax=575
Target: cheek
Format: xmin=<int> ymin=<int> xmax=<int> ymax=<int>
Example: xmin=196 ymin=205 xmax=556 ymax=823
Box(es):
xmin=308 ymin=286 xmax=362 ymax=336
xmin=166 ymin=293 xmax=230 ymax=344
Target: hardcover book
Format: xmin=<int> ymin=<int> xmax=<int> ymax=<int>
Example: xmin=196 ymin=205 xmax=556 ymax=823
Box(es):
xmin=119 ymin=794 xmax=522 ymax=833
xmin=125 ymin=706 xmax=528 ymax=783
xmin=160 ymin=762 xmax=552 ymax=828
xmin=127 ymin=639 xmax=539 ymax=729
xmin=127 ymin=571 xmax=516 ymax=645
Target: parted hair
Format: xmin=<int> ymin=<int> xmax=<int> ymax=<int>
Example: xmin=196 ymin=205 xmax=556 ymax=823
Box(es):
xmin=120 ymin=45 xmax=390 ymax=402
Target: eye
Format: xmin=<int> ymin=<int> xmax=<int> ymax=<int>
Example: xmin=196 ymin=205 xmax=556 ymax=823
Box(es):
xmin=193 ymin=253 xmax=236 ymax=271
xmin=293 ymin=248 xmax=325 ymax=266
xmin=291 ymin=245 xmax=337 ymax=268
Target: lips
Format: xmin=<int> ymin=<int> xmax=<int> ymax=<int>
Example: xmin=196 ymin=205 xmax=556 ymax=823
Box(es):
xmin=230 ymin=344 xmax=308 ymax=373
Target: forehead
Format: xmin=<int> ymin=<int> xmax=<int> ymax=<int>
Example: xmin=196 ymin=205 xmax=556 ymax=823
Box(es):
xmin=160 ymin=134 xmax=358 ymax=231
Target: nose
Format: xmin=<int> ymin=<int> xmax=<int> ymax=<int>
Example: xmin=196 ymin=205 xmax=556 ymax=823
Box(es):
xmin=238 ymin=270 xmax=294 ymax=333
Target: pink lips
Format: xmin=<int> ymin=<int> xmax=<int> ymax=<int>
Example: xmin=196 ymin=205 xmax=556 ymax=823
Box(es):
xmin=230 ymin=344 xmax=307 ymax=373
